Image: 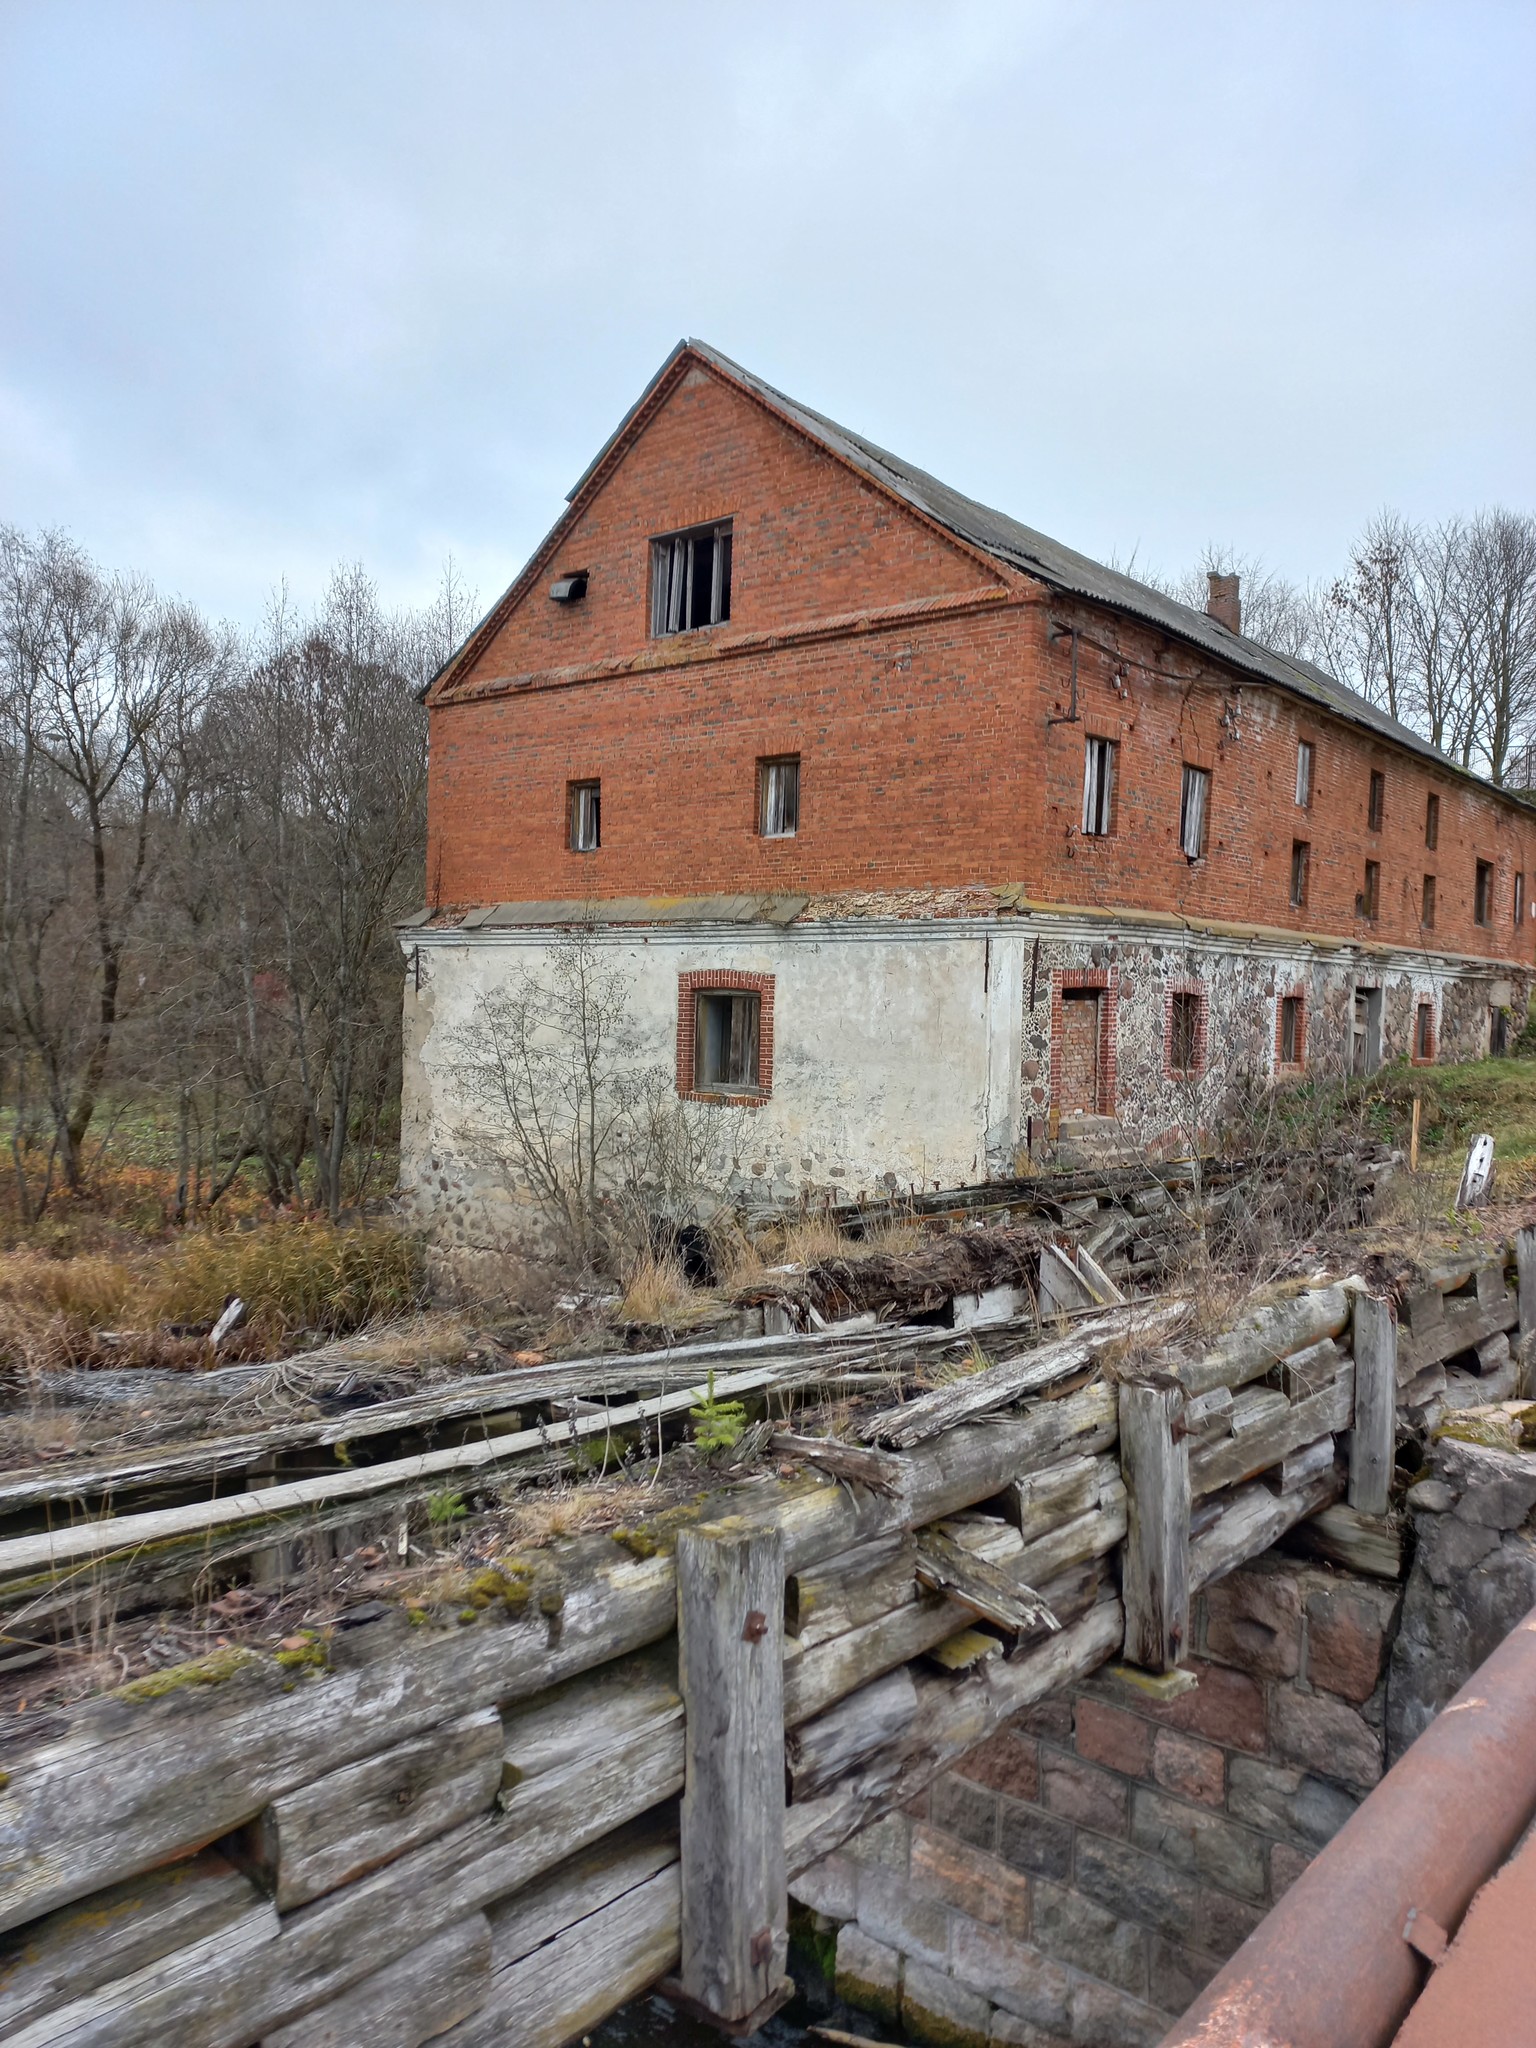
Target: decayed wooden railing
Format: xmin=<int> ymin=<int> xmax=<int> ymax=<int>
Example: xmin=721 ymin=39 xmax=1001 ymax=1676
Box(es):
xmin=2 ymin=1241 xmax=1530 ymax=2047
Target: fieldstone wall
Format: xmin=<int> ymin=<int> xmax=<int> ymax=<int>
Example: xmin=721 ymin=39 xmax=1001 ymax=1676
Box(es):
xmin=792 ymin=1552 xmax=1401 ymax=2048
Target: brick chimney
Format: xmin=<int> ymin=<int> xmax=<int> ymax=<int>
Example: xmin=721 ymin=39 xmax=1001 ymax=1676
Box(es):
xmin=1206 ymin=572 xmax=1241 ymax=634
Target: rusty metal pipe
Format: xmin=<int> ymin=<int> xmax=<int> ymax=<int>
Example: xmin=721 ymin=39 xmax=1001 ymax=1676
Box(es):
xmin=1160 ymin=1603 xmax=1536 ymax=2048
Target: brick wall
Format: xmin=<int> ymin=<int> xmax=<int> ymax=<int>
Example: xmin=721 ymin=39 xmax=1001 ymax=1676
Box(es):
xmin=427 ymin=354 xmax=1536 ymax=974
xmin=791 ymin=1555 xmax=1401 ymax=2047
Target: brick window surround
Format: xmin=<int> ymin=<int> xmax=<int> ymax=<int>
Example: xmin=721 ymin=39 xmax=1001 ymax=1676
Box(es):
xmin=676 ymin=969 xmax=775 ymax=1103
xmin=1412 ymin=1001 xmax=1437 ymax=1066
xmin=1049 ymin=968 xmax=1119 ymax=1116
xmin=1275 ymin=989 xmax=1308 ymax=1070
xmin=1164 ymin=983 xmax=1210 ymax=1079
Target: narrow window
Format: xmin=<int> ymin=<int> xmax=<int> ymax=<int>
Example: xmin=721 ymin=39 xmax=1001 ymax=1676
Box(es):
xmin=1415 ymin=1003 xmax=1434 ymax=1062
xmin=1290 ymin=840 xmax=1310 ymax=909
xmin=757 ymin=756 xmax=799 ymax=838
xmin=1425 ymin=793 xmax=1440 ymax=850
xmin=1360 ymin=860 xmax=1380 ymax=921
xmin=1295 ymin=741 xmax=1314 ymax=809
xmin=1179 ymin=765 xmax=1210 ymax=859
xmin=694 ymin=989 xmax=761 ymax=1093
xmin=1280 ymin=994 xmax=1304 ymax=1065
xmin=1082 ymin=737 xmax=1115 ymax=836
xmin=1422 ymin=874 xmax=1436 ymax=928
xmin=1169 ymin=992 xmax=1201 ymax=1076
xmin=568 ymin=779 xmax=600 ymax=852
xmin=1475 ymin=859 xmax=1493 ymax=926
xmin=650 ymin=521 xmax=733 ymax=635
xmin=1516 ymin=873 xmax=1526 ymax=927
xmin=1368 ymin=770 xmax=1385 ymax=832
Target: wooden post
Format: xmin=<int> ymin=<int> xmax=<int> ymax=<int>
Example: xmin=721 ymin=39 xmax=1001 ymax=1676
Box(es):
xmin=671 ymin=1523 xmax=791 ymax=2034
xmin=1410 ymin=1094 xmax=1421 ymax=1173
xmin=1118 ymin=1381 xmax=1190 ymax=1673
xmin=1349 ymin=1293 xmax=1397 ymax=1517
xmin=1516 ymin=1228 xmax=1536 ymax=1396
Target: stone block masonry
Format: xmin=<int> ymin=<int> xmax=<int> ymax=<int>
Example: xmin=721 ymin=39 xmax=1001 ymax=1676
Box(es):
xmin=795 ymin=1553 xmax=1400 ymax=2046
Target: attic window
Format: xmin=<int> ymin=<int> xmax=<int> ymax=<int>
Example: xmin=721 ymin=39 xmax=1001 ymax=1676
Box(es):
xmin=651 ymin=521 xmax=732 ymax=635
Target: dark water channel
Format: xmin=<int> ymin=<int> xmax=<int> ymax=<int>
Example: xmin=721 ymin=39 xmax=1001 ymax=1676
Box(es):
xmin=589 ymin=1995 xmax=814 ymax=2045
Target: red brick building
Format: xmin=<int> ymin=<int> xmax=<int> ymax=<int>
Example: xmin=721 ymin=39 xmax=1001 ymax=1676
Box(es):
xmin=403 ymin=343 xmax=1536 ymax=1243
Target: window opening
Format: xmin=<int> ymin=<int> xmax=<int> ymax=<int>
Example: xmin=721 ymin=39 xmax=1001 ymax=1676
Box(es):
xmin=1169 ymin=991 xmax=1202 ymax=1075
xmin=1368 ymin=770 xmax=1385 ymax=832
xmin=1295 ymin=741 xmax=1314 ymax=808
xmin=1415 ymin=1003 xmax=1434 ymax=1061
xmin=1290 ymin=840 xmax=1310 ymax=909
xmin=1425 ymin=793 xmax=1440 ymax=850
xmin=568 ymin=779 xmax=600 ymax=853
xmin=1517 ymin=873 xmax=1526 ymax=927
xmin=1475 ymin=860 xmax=1493 ymax=926
xmin=1422 ymin=874 xmax=1436 ymax=928
xmin=694 ymin=990 xmax=761 ymax=1093
xmin=758 ymin=756 xmax=799 ymax=838
xmin=1082 ymin=737 xmax=1115 ymax=835
xmin=1280 ymin=995 xmax=1304 ymax=1066
xmin=650 ymin=521 xmax=733 ymax=635
xmin=1179 ymin=765 xmax=1210 ymax=859
xmin=1360 ymin=860 xmax=1380 ymax=921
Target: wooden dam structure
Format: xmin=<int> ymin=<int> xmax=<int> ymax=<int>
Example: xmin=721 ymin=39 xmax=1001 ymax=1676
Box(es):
xmin=2 ymin=1214 xmax=1533 ymax=2047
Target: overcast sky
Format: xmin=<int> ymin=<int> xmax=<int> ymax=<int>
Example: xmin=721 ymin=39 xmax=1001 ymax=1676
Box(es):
xmin=2 ymin=1 xmax=1532 ymax=628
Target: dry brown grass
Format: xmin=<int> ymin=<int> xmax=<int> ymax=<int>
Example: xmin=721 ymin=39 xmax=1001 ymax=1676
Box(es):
xmin=617 ymin=1249 xmax=716 ymax=1328
xmin=772 ymin=1213 xmax=929 ymax=1267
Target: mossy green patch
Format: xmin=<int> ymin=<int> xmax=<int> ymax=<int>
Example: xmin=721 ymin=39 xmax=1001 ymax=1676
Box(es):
xmin=611 ymin=1501 xmax=707 ymax=1560
xmin=114 ymin=1645 xmax=260 ymax=1701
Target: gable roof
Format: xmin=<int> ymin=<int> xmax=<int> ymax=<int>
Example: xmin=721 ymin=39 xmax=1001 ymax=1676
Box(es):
xmin=433 ymin=339 xmax=1527 ymax=810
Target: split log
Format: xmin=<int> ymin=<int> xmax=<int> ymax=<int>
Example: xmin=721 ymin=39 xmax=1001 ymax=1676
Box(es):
xmin=858 ymin=1301 xmax=1186 ymax=1448
xmin=1266 ymin=1434 xmax=1337 ymax=1496
xmin=233 ymin=1705 xmax=504 ymax=1910
xmin=1119 ymin=1382 xmax=1189 ymax=1673
xmin=1349 ymin=1294 xmax=1397 ymax=1517
xmin=786 ymin=1533 xmax=923 ymax=1648
xmin=0 ymin=1850 xmax=262 ymax=2038
xmin=1188 ymin=1467 xmax=1343 ymax=1592
xmin=1005 ymin=1451 xmax=1118 ymax=1540
xmin=1189 ymin=1365 xmax=1354 ymax=1500
xmin=913 ymin=1526 xmax=1058 ymax=1638
xmin=1229 ymin=1388 xmax=1293 ymax=1436
xmin=768 ymin=1434 xmax=908 ymax=1498
xmin=1178 ymin=1286 xmax=1350 ymax=1397
xmin=1011 ymin=1485 xmax=1126 ymax=1589
xmin=260 ymin=1912 xmax=491 ymax=2048
xmin=1270 ymin=1337 xmax=1346 ymax=1401
xmin=1180 ymin=1387 xmax=1233 ymax=1445
xmin=674 ymin=1525 xmax=789 ymax=2027
xmin=1395 ymin=1289 xmax=1520 ymax=1381
xmin=0 ymin=1378 xmax=1116 ymax=1939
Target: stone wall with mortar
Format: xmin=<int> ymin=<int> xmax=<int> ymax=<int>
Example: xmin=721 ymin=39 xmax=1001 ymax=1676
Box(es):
xmin=791 ymin=1551 xmax=1402 ymax=2048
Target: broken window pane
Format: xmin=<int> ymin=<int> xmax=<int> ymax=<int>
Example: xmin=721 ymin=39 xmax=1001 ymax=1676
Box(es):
xmin=568 ymin=780 xmax=600 ymax=852
xmin=695 ymin=990 xmax=761 ymax=1092
xmin=1295 ymin=741 xmax=1314 ymax=808
xmin=651 ymin=522 xmax=733 ymax=635
xmin=1082 ymin=737 xmax=1115 ymax=836
xmin=1179 ymin=765 xmax=1209 ymax=859
xmin=759 ymin=756 xmax=799 ymax=837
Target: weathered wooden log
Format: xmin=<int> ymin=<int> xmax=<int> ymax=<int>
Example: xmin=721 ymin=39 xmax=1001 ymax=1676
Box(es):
xmin=1271 ymin=1337 xmax=1346 ymax=1401
xmin=674 ymin=1525 xmax=789 ymax=2028
xmin=0 ymin=1851 xmax=264 ymax=2038
xmin=784 ymin=1596 xmax=1123 ymax=1874
xmin=913 ymin=1526 xmax=1058 ymax=1638
xmin=1002 ymin=1450 xmax=1119 ymax=1539
xmin=786 ymin=1532 xmax=923 ymax=1648
xmin=0 ymin=1363 xmax=799 ymax=1585
xmin=1119 ymin=1382 xmax=1189 ymax=1673
xmin=788 ymin=1667 xmax=920 ymax=1800
xmin=1265 ymin=1434 xmax=1337 ymax=1496
xmin=1011 ymin=1486 xmax=1126 ymax=1588
xmin=1395 ymin=1288 xmax=1519 ymax=1381
xmin=233 ymin=1705 xmax=503 ymax=1910
xmin=1189 ymin=1365 xmax=1354 ymax=1500
xmin=260 ymin=1911 xmax=491 ymax=2048
xmin=442 ymin=1862 xmax=681 ymax=2048
xmin=1180 ymin=1387 xmax=1233 ymax=1444
xmin=859 ymin=1301 xmax=1186 ymax=1448
xmin=1287 ymin=1502 xmax=1404 ymax=1580
xmin=1188 ymin=1467 xmax=1343 ymax=1592
xmin=768 ymin=1434 xmax=908 ymax=1498
xmin=1178 ymin=1286 xmax=1350 ymax=1397
xmin=1517 ymin=1228 xmax=1536 ymax=1348
xmin=1349 ymin=1294 xmax=1397 ymax=1516
xmin=0 ymin=1378 xmax=1116 ymax=1938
